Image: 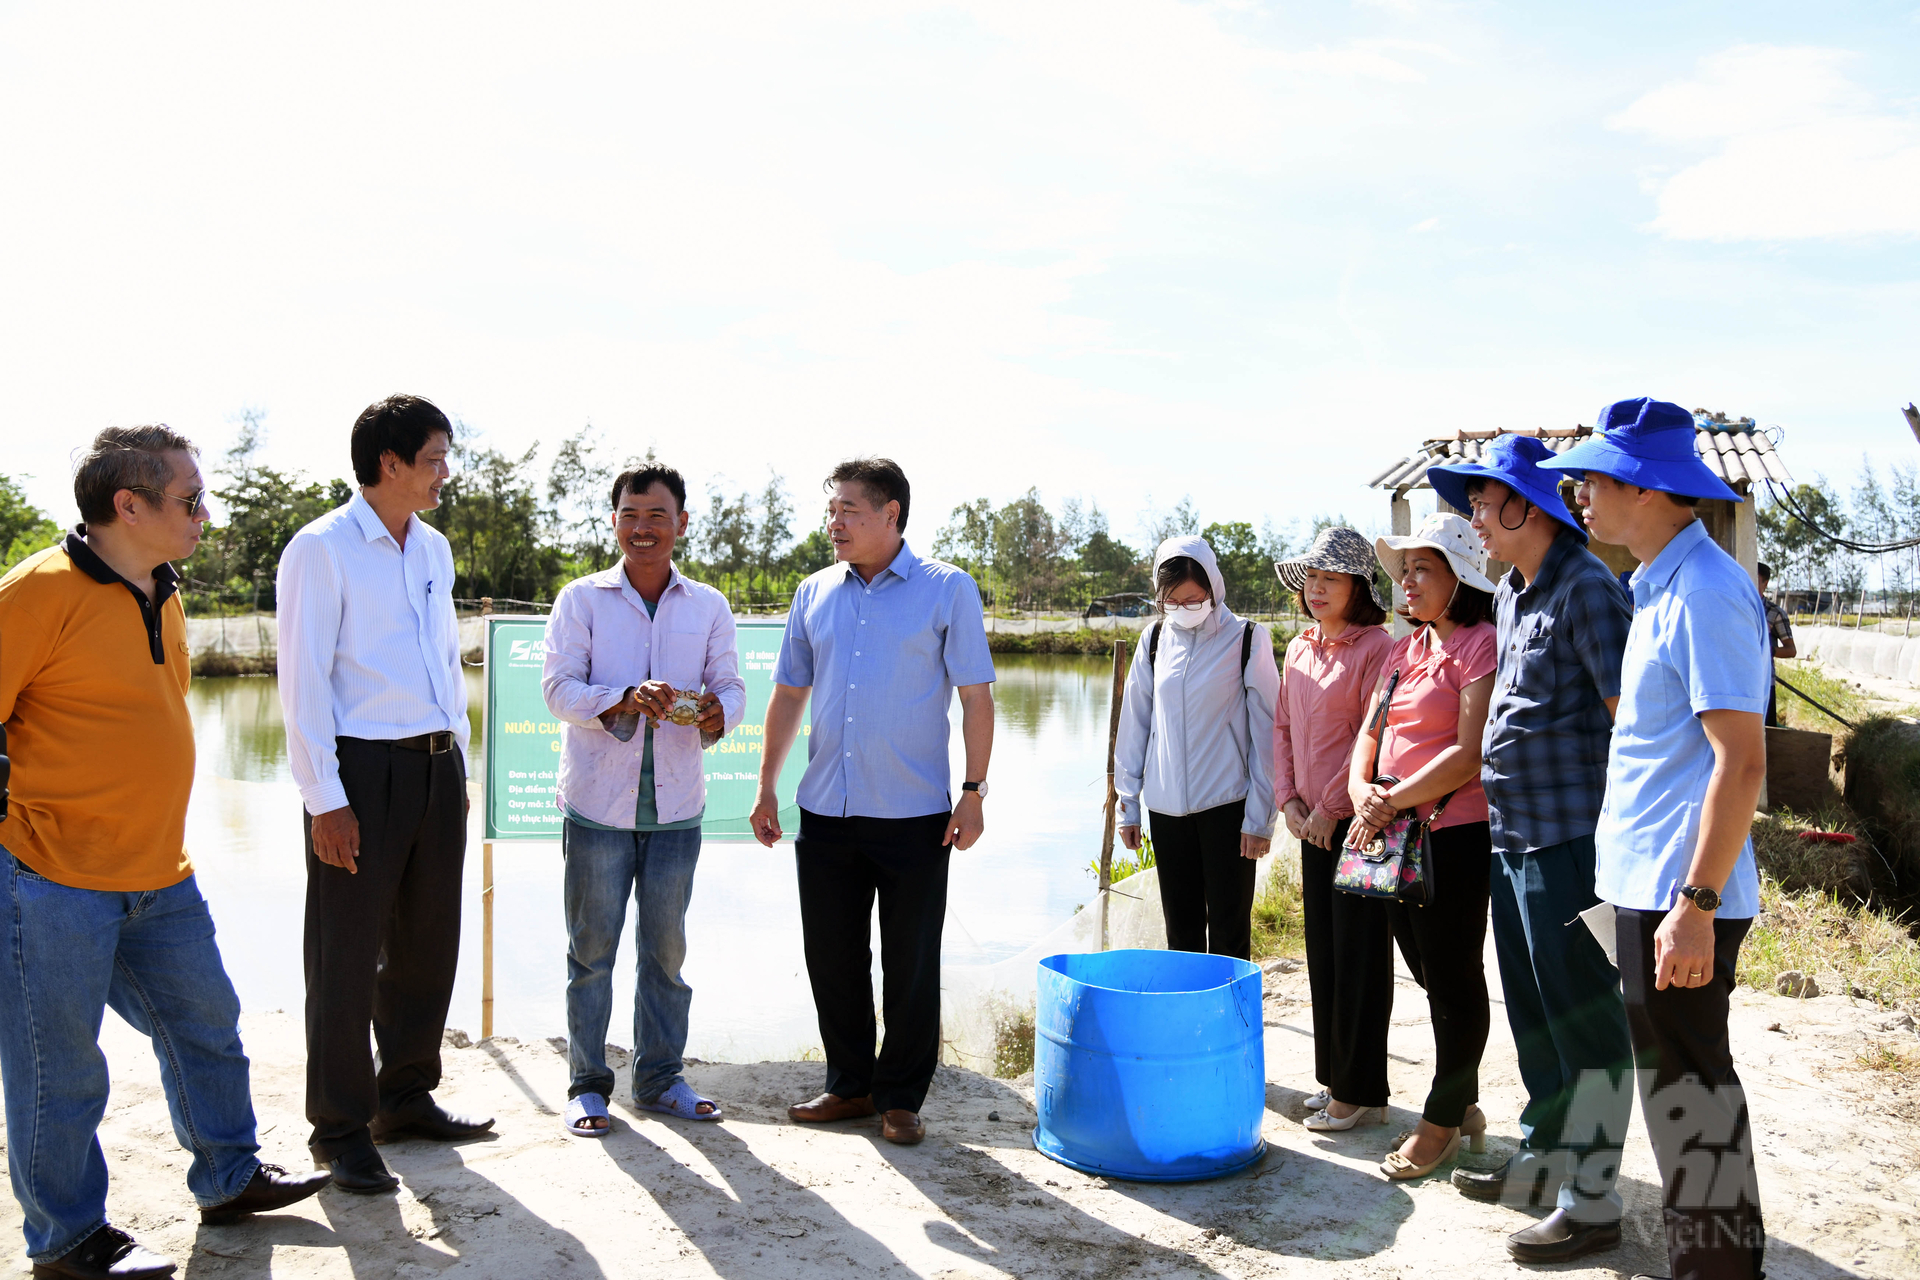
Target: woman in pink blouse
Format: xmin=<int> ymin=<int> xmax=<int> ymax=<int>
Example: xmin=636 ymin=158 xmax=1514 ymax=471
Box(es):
xmin=1343 ymin=513 xmax=1499 ymax=1181
xmin=1272 ymin=528 xmax=1395 ymax=1133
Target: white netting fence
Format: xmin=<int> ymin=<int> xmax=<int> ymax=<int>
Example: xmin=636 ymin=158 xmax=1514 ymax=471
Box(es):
xmin=938 ymin=869 xmax=1173 ymax=1076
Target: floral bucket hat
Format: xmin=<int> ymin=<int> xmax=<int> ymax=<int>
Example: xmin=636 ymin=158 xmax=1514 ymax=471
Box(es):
xmin=1274 ymin=526 xmax=1391 ymax=611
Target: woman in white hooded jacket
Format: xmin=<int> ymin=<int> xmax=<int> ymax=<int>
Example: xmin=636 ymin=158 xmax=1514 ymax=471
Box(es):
xmin=1115 ymin=535 xmax=1281 ymax=958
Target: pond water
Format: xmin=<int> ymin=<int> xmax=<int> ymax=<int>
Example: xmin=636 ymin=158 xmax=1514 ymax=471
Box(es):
xmin=183 ymin=654 xmax=1118 ymax=1061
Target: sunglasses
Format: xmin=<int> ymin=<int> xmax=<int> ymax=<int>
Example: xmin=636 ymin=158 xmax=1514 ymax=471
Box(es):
xmin=130 ymin=486 xmax=207 ymax=515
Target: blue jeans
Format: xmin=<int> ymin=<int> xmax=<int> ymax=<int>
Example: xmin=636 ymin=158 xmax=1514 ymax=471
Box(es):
xmin=561 ymin=820 xmax=702 ymax=1103
xmin=1490 ymin=835 xmax=1633 ymax=1224
xmin=0 ymin=847 xmax=259 ymax=1263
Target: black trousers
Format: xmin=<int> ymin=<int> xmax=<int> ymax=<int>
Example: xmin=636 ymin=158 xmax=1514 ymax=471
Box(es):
xmin=1618 ymin=909 xmax=1765 ymax=1280
xmin=1385 ymin=820 xmax=1493 ymax=1128
xmin=304 ymin=737 xmax=467 ymax=1160
xmin=1150 ymin=799 xmax=1257 ymax=959
xmin=1301 ymin=818 xmax=1395 ymax=1107
xmin=795 ymin=808 xmax=950 ymax=1115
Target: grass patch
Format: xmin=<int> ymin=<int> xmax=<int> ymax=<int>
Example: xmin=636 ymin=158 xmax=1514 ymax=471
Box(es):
xmin=1749 ymin=808 xmax=1874 ymax=902
xmin=1250 ymin=855 xmax=1306 ymax=963
xmin=1840 ymin=714 xmax=1920 ymax=913
xmin=191 ymin=650 xmax=277 ymax=677
xmin=1738 ymin=873 xmax=1920 ymax=1007
xmin=991 ymin=1004 xmax=1037 ymax=1079
xmin=1774 ymin=659 xmax=1871 ymax=734
xmin=1089 ymin=835 xmax=1157 ymax=885
xmin=1855 ymin=1042 xmax=1920 ymax=1077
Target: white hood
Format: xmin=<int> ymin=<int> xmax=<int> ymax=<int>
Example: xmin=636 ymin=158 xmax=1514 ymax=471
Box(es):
xmin=1114 ymin=533 xmax=1280 ymax=839
xmin=1152 ymin=535 xmax=1230 ymax=625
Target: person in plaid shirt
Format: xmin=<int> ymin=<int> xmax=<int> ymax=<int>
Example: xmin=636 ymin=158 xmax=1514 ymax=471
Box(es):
xmin=1429 ymin=435 xmax=1634 ymax=1265
xmin=1756 ymin=564 xmax=1795 ymax=726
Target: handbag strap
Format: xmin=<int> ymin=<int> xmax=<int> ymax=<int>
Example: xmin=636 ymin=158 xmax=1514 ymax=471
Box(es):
xmin=1367 ymin=667 xmax=1402 ymax=783
xmin=1369 ymin=659 xmax=1463 ymax=826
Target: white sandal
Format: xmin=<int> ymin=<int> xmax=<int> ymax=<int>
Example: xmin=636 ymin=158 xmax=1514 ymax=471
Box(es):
xmin=1303 ymin=1088 xmax=1332 ymax=1111
xmin=1304 ymin=1104 xmax=1386 ymax=1132
xmin=564 ymin=1092 xmax=611 ymax=1138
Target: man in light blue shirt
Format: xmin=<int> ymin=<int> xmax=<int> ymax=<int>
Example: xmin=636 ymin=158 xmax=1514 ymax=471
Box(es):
xmin=752 ymin=458 xmax=995 ymax=1146
xmin=1541 ymin=398 xmax=1769 ymax=1280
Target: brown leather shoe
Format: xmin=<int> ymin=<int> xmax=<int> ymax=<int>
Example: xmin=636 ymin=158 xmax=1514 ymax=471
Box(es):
xmin=881 ymin=1109 xmax=926 ymax=1144
xmin=787 ymin=1092 xmax=877 ymax=1123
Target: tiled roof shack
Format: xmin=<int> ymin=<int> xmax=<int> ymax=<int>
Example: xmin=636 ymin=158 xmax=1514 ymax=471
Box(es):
xmin=1367 ymin=416 xmax=1792 ymax=495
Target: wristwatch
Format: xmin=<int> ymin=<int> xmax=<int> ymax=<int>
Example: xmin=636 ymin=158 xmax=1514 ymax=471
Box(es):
xmin=962 ymin=780 xmax=990 ymax=799
xmin=1677 ymin=884 xmax=1721 ymax=913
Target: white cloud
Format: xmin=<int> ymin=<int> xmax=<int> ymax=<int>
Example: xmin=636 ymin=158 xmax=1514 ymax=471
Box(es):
xmin=1410 ymin=217 xmax=1439 ymax=232
xmin=1612 ymin=45 xmax=1920 ymax=240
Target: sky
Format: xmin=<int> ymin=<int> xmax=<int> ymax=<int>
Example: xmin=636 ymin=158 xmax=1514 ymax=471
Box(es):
xmin=3 ymin=0 xmax=1919 ymax=550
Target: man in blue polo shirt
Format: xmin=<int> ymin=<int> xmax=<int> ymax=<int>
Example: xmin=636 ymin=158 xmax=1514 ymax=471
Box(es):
xmin=1428 ymin=436 xmax=1634 ymax=1263
xmin=1541 ymin=398 xmax=1769 ymax=1280
xmin=751 ymin=457 xmax=996 ymax=1146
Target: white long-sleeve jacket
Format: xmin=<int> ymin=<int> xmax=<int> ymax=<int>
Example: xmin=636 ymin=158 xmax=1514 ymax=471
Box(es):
xmin=1114 ymin=535 xmax=1280 ymax=838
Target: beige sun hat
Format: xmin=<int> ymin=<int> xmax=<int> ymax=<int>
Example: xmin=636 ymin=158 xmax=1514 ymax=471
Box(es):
xmin=1374 ymin=513 xmax=1495 ymax=594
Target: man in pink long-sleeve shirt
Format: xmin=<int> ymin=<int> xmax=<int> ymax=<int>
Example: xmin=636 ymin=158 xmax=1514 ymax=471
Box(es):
xmin=541 ymin=464 xmax=746 ymax=1136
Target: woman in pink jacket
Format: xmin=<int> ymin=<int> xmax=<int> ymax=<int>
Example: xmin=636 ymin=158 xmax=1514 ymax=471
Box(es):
xmin=1271 ymin=528 xmax=1394 ymax=1132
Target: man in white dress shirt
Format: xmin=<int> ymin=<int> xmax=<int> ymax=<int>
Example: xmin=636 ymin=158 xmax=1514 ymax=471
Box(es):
xmin=277 ymin=395 xmax=492 ymax=1195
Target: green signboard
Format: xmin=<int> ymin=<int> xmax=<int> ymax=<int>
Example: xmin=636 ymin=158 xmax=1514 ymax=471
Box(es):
xmin=482 ymin=616 xmax=807 ymax=841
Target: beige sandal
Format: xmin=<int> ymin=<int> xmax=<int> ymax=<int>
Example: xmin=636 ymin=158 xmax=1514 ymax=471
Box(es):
xmin=1381 ymin=1132 xmax=1461 ymax=1180
xmin=1391 ymin=1105 xmax=1487 ymax=1150
xmin=1380 ymin=1107 xmax=1486 ymax=1180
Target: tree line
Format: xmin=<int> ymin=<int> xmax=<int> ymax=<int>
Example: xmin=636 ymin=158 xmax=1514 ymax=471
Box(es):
xmin=1 ymin=415 xmax=1349 ymax=617
xmin=1758 ymin=458 xmax=1920 ymax=612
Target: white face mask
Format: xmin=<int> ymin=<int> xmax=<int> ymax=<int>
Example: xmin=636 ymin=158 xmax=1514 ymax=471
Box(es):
xmin=1165 ymin=599 xmax=1213 ymax=630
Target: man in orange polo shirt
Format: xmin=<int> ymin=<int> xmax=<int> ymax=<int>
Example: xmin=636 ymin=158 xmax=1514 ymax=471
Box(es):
xmin=0 ymin=427 xmax=327 ymax=1280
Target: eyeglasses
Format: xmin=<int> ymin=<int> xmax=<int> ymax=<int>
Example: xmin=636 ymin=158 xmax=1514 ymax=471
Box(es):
xmin=129 ymin=486 xmax=207 ymax=515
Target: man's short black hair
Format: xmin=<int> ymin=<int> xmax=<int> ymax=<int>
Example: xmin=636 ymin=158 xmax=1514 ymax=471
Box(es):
xmin=73 ymin=424 xmax=199 ymax=525
xmin=611 ymin=464 xmax=687 ymax=512
xmin=1758 ymin=561 xmax=1773 ymax=582
xmin=350 ymin=395 xmax=452 ymax=486
xmin=827 ymin=457 xmax=911 ymax=534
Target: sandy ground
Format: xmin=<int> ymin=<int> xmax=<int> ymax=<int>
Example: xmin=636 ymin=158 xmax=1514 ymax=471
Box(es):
xmin=3 ymin=962 xmax=1916 ymax=1280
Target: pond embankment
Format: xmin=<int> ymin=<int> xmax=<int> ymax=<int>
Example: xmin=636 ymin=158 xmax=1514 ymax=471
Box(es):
xmin=185 ymin=614 xmax=1302 ymax=675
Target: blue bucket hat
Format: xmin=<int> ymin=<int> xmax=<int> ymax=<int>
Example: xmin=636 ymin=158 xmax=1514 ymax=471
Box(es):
xmin=1534 ymin=397 xmax=1741 ymax=502
xmin=1427 ymin=435 xmax=1587 ymax=543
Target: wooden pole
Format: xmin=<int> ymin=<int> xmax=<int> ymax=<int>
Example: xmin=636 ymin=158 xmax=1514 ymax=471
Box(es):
xmin=1098 ymin=637 xmax=1132 ymax=952
xmin=478 ymin=599 xmax=495 ymax=1041
xmin=482 ymin=841 xmax=495 ymax=1040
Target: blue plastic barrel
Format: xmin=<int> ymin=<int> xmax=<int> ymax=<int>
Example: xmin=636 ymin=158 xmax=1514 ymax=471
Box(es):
xmin=1032 ymin=949 xmax=1265 ymax=1182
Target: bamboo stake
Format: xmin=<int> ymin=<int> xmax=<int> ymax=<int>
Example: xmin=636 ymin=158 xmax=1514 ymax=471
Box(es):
xmin=1098 ymin=637 xmax=1132 ymax=951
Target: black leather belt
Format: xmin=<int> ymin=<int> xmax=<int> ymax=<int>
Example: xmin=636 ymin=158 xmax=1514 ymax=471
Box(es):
xmin=391 ymin=731 xmax=456 ymax=754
